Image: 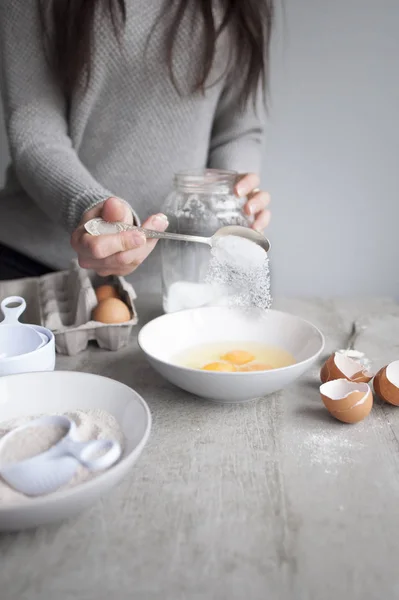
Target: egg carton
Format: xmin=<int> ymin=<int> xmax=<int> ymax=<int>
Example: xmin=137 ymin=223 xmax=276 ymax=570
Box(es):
xmin=0 ymin=260 xmax=138 ymax=356
xmin=36 ymin=260 xmax=138 ymax=355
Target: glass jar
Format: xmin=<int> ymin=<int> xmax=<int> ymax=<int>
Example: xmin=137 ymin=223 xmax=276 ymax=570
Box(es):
xmin=161 ymin=169 xmax=251 ymax=313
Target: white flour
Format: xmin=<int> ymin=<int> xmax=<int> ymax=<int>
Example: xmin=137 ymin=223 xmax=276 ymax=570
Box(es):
xmin=0 ymin=425 xmax=67 ymax=465
xmin=206 ymin=235 xmax=272 ymax=310
xmin=0 ymin=409 xmax=124 ymax=504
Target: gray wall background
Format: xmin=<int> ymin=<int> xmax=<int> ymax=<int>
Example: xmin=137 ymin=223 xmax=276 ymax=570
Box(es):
xmin=1 ymin=0 xmax=398 ymax=297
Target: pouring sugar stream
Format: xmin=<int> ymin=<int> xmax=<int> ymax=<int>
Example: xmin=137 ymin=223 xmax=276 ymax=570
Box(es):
xmin=205 ymin=234 xmax=271 ymax=310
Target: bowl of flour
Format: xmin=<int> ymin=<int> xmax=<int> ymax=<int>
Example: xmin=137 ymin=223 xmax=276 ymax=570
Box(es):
xmin=0 ymin=371 xmax=151 ymax=531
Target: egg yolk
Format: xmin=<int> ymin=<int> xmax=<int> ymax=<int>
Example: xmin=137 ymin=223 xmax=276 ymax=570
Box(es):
xmin=220 ymin=350 xmax=255 ymax=365
xmin=239 ymin=363 xmax=273 ymax=372
xmin=202 ymin=362 xmax=237 ymax=372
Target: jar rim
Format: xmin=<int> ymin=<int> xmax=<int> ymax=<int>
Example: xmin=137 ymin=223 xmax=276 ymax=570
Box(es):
xmin=175 ymin=168 xmax=238 ymax=189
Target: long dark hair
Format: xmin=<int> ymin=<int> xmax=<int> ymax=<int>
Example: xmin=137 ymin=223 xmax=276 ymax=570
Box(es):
xmin=39 ymin=0 xmax=274 ymax=108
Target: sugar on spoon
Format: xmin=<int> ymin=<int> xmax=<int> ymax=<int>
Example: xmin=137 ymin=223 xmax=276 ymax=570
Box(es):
xmin=84 ymin=218 xmax=271 ymax=253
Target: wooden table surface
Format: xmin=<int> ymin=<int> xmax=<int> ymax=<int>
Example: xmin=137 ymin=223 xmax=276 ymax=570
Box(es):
xmin=0 ymin=288 xmax=399 ymax=600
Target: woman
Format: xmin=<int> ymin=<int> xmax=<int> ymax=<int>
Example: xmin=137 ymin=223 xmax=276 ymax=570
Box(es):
xmin=0 ymin=0 xmax=273 ymax=284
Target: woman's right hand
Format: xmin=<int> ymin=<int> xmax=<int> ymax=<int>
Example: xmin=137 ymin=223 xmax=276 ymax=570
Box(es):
xmin=70 ymin=197 xmax=169 ymax=277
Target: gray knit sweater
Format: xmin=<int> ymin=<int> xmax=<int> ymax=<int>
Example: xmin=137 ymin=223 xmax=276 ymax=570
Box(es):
xmin=0 ymin=0 xmax=265 ymax=286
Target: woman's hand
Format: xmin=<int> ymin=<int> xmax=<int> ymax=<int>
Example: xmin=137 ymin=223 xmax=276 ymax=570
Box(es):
xmin=71 ymin=197 xmax=169 ymax=277
xmin=235 ymin=173 xmax=271 ymax=231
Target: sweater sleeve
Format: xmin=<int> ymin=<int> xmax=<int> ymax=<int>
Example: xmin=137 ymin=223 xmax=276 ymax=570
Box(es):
xmin=208 ymin=81 xmax=266 ymax=176
xmin=0 ymin=1 xmax=113 ymax=232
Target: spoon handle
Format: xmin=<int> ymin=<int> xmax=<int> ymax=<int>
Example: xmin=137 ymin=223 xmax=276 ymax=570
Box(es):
xmin=136 ymin=228 xmax=211 ymax=245
xmin=346 ymin=320 xmax=367 ymax=350
xmin=58 ymin=438 xmax=122 ymax=472
xmin=85 ymin=218 xmax=211 ymax=246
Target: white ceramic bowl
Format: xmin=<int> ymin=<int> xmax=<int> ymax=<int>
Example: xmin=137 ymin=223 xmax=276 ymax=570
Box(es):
xmin=0 ymin=295 xmax=55 ymax=376
xmin=138 ymin=307 xmax=324 ymax=402
xmin=0 ymin=323 xmax=46 ymax=357
xmin=0 ymin=371 xmax=151 ymax=531
xmin=0 ymin=324 xmax=55 ymax=377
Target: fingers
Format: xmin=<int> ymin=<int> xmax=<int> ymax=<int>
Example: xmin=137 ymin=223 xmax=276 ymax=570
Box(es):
xmin=244 ymin=190 xmax=271 ymax=217
xmin=235 ymin=173 xmax=272 ymax=228
xmin=252 ymin=209 xmax=271 ymax=232
xmin=235 ymin=173 xmax=260 ymax=197
xmin=80 ymin=229 xmax=147 ymax=260
xmin=80 ymin=197 xmax=133 ymax=228
xmin=72 ymin=212 xmax=169 ymax=276
xmin=72 ymin=196 xmax=139 ymax=260
xmin=123 ymin=213 xmax=168 ymax=266
xmin=140 ymin=213 xmax=169 ymax=253
xmin=101 ymin=197 xmax=134 ymax=226
xmin=88 ymin=213 xmax=169 ymax=272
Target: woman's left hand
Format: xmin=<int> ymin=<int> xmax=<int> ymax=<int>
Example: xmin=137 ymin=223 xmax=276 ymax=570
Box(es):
xmin=235 ymin=173 xmax=271 ymax=232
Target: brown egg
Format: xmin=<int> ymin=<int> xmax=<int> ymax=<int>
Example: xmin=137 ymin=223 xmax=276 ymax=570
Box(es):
xmin=373 ymin=360 xmax=399 ymax=406
xmin=221 ymin=350 xmax=255 ymax=366
xmin=95 ymin=285 xmax=119 ymax=302
xmin=92 ymin=298 xmax=131 ymax=324
xmin=320 ymin=379 xmax=373 ymax=424
xmin=202 ymin=362 xmax=237 ymax=372
xmin=320 ymin=352 xmax=373 ymax=384
xmin=239 ymin=363 xmax=273 ymax=372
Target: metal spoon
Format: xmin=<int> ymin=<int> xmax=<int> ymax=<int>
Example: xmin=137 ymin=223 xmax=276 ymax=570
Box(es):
xmin=84 ymin=218 xmax=271 ymax=252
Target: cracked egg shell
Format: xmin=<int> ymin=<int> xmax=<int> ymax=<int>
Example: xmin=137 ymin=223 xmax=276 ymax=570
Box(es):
xmin=320 ymin=352 xmax=373 ymax=384
xmin=320 ymin=379 xmax=373 ymax=424
xmin=374 ymin=360 xmax=399 ymax=406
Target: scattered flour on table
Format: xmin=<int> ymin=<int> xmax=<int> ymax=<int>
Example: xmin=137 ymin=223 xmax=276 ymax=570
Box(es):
xmin=0 ymin=409 xmax=124 ymax=505
xmin=300 ymin=429 xmax=365 ymax=474
xmin=205 ymin=235 xmax=272 ymax=310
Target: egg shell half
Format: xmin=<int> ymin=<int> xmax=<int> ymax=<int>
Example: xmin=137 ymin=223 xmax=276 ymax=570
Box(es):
xmin=374 ymin=360 xmax=399 ymax=406
xmin=320 ymin=352 xmax=373 ymax=384
xmin=320 ymin=379 xmax=373 ymax=424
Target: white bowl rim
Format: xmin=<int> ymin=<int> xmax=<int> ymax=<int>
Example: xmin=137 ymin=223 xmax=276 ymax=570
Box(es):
xmin=0 ymin=370 xmax=152 ymax=512
xmin=138 ymin=307 xmax=325 ymax=376
xmin=0 ymin=323 xmax=54 ymax=363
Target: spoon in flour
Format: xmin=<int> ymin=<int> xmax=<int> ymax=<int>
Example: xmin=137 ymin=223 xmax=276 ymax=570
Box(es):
xmin=336 ymin=319 xmax=371 ymax=370
xmin=0 ymin=415 xmax=122 ymax=496
xmin=85 ymin=218 xmax=271 ymax=253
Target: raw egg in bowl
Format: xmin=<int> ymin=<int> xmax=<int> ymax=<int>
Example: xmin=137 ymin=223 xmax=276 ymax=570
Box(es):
xmin=138 ymin=306 xmax=324 ymax=402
